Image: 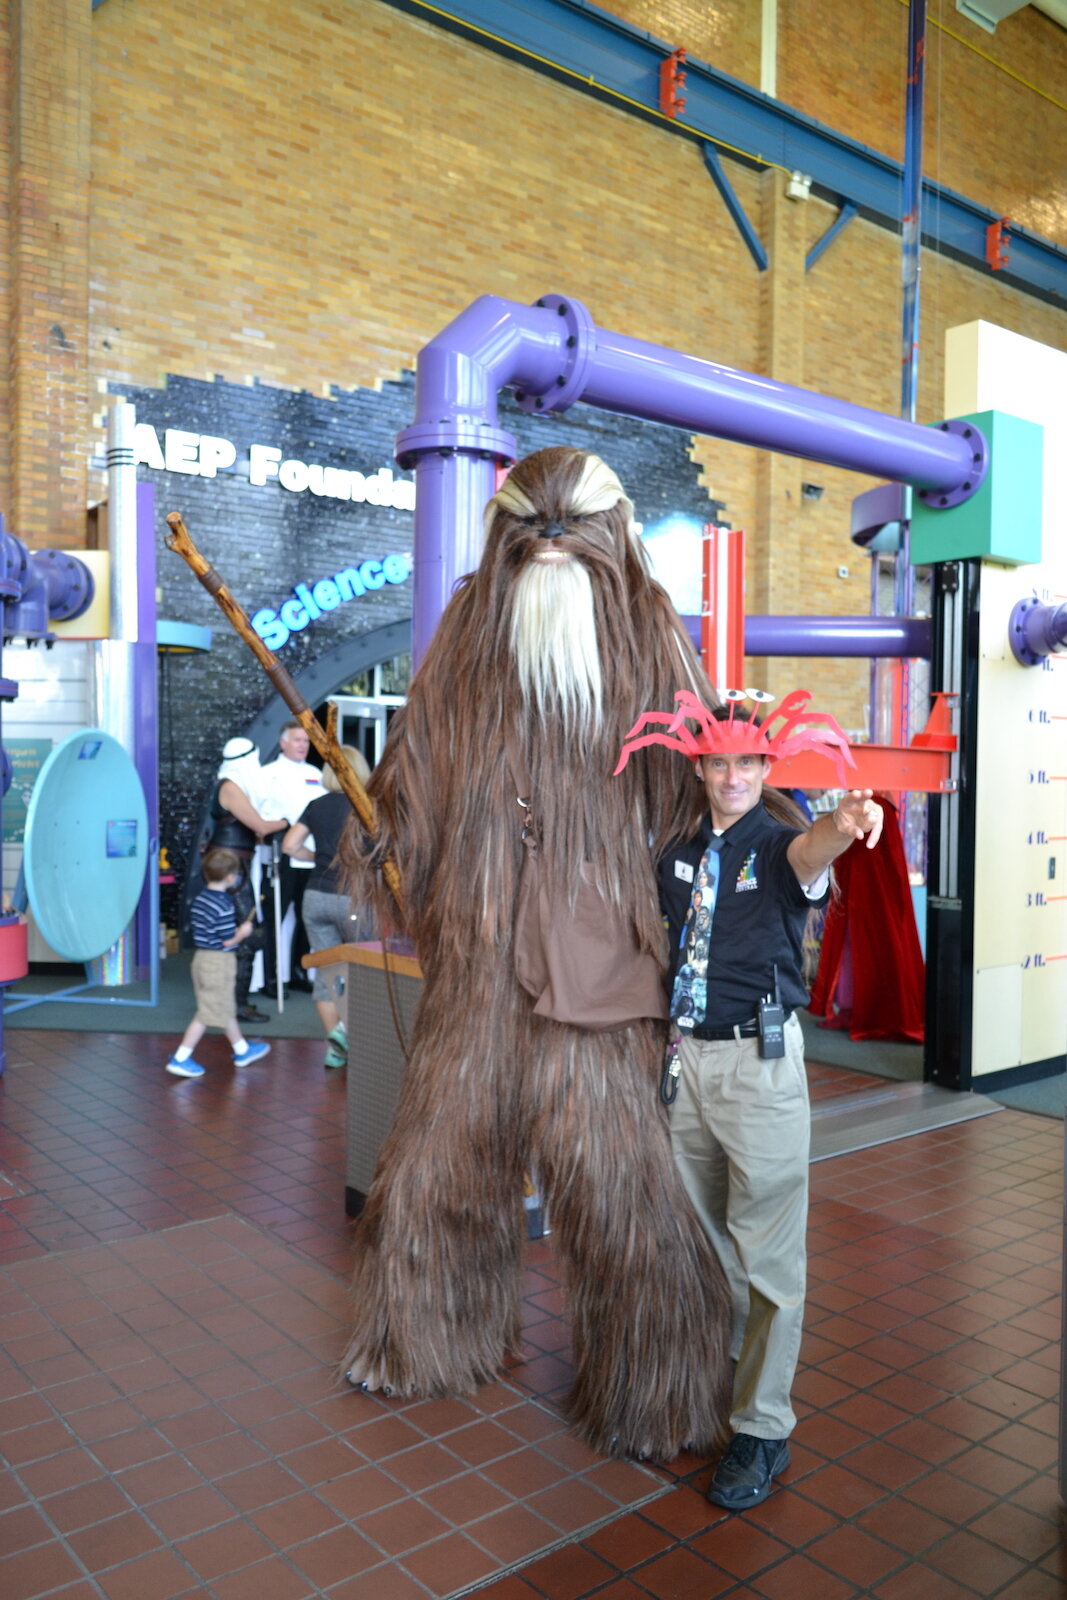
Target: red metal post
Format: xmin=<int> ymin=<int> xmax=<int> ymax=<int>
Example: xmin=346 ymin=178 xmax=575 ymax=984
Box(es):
xmin=702 ymin=524 xmax=746 ymax=691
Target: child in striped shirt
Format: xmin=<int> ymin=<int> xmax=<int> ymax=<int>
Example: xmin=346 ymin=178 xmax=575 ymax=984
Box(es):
xmin=167 ymin=848 xmax=271 ymax=1079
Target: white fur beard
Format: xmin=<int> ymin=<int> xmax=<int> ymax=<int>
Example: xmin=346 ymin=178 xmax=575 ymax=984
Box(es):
xmin=510 ymin=560 xmax=602 ymax=730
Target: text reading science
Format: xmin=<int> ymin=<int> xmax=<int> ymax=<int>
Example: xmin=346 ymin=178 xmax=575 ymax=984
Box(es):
xmin=251 ymin=556 xmax=412 ymax=649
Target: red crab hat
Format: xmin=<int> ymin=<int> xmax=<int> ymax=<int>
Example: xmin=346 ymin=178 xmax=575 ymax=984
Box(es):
xmin=615 ymin=688 xmax=856 ymax=787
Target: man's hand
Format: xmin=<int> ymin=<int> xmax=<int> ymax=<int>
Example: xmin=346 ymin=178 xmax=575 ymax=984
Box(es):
xmin=788 ymin=788 xmax=884 ymax=885
xmin=832 ymin=790 xmax=884 ymax=850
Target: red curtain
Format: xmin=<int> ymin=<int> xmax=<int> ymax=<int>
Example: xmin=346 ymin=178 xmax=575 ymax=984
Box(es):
xmin=808 ymin=795 xmax=925 ymax=1043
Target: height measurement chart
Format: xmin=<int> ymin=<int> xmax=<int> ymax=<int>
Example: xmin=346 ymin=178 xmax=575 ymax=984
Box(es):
xmin=948 ymin=324 xmax=1067 ymax=1077
xmin=1023 ymin=652 xmax=1067 ymax=968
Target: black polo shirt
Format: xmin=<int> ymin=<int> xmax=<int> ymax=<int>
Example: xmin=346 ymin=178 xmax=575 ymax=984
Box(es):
xmin=657 ymin=800 xmax=828 ymax=1033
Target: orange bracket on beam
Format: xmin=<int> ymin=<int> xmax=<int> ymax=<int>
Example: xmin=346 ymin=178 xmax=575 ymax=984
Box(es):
xmin=659 ymin=47 xmax=686 ymax=119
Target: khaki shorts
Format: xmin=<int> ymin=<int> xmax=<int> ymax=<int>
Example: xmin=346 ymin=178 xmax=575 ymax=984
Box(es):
xmin=191 ymin=949 xmax=237 ymax=1029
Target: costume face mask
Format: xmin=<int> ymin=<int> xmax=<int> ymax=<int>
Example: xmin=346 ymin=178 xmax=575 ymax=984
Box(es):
xmin=480 ymin=449 xmax=652 ymax=730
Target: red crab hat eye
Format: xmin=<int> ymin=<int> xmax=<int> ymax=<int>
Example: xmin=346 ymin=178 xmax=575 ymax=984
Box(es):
xmin=614 ymin=688 xmax=856 ymax=786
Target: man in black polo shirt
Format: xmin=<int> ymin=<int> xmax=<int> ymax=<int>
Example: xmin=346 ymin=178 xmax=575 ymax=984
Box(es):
xmin=655 ymin=702 xmax=882 ymax=1510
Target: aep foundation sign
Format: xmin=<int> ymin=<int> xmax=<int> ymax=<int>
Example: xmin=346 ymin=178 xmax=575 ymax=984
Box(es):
xmin=252 ymin=557 xmax=411 ymax=649
xmin=132 ymin=423 xmax=414 ymax=647
xmin=133 ymin=424 xmax=416 ymax=509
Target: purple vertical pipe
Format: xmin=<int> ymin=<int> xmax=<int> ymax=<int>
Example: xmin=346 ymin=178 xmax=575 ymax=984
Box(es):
xmin=899 ymin=1 xmax=926 ymax=431
xmin=409 ymin=452 xmax=498 ymax=660
xmin=894 ymin=0 xmax=928 ymax=878
xmin=894 ymin=0 xmax=926 ymax=628
xmin=134 ymin=482 xmax=158 ymax=978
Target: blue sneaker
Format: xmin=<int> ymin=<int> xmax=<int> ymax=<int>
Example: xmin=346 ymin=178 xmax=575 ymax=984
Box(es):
xmin=233 ymin=1039 xmax=270 ymax=1066
xmin=167 ymin=1055 xmax=205 ymax=1079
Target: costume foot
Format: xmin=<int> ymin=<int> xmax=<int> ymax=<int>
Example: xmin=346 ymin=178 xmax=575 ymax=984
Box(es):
xmin=344 ymin=1368 xmax=394 ymax=1398
xmin=707 ymin=1434 xmax=790 ymax=1510
xmin=608 ymin=1434 xmax=655 ymax=1462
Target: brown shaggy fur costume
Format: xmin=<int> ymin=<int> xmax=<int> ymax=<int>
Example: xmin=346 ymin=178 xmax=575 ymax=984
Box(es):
xmin=339 ymin=446 xmax=732 ymax=1459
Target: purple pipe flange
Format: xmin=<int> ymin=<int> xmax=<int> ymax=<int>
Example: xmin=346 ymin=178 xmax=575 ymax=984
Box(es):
xmin=1009 ymin=596 xmax=1067 ymax=667
xmin=515 ymin=295 xmax=595 ymax=416
xmin=31 ymin=549 xmax=95 ymax=622
xmin=914 ymin=418 xmax=988 ymax=510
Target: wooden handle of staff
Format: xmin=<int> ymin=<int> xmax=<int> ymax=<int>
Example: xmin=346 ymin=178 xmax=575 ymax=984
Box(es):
xmin=164 ymin=512 xmax=404 ymax=914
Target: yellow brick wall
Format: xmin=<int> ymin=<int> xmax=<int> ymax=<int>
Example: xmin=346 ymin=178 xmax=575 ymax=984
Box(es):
xmin=7 ymin=0 xmax=91 ymax=547
xmin=606 ymin=0 xmax=761 ymax=78
xmin=0 ymin=0 xmax=1062 ymax=727
xmin=89 ymin=0 xmax=764 ymax=399
xmin=778 ymin=0 xmax=1067 ymax=250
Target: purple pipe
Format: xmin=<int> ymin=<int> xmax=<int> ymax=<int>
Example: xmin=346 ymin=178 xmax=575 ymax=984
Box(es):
xmin=681 ymin=614 xmax=930 ymax=661
xmin=134 ymin=482 xmax=158 ymax=980
xmin=582 ymin=329 xmax=971 ymax=491
xmin=399 ymin=294 xmax=985 ymax=664
xmin=745 ymin=614 xmax=931 ymax=659
xmin=1009 ymin=597 xmax=1067 ymax=666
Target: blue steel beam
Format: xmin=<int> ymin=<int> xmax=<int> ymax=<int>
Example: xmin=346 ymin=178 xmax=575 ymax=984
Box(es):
xmin=806 ymin=202 xmax=858 ymax=273
xmin=375 ymin=0 xmax=1067 ymax=310
xmin=702 ymin=145 xmax=767 ymax=271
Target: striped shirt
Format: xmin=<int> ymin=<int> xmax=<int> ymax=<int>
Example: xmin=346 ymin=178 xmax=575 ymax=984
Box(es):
xmin=190 ymin=887 xmax=236 ymax=950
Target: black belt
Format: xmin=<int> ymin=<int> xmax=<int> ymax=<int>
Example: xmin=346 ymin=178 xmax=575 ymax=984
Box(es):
xmin=695 ymin=1012 xmax=793 ymax=1042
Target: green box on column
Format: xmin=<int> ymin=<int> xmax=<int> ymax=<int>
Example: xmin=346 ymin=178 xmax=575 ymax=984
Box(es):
xmin=910 ymin=409 xmax=1043 ymax=567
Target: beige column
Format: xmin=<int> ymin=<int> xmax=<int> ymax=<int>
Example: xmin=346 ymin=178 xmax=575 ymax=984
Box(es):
xmin=8 ymin=0 xmax=91 ymax=548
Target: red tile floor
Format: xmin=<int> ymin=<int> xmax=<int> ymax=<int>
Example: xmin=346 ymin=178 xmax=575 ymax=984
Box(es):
xmin=1 ymin=1029 xmax=1064 ymax=1599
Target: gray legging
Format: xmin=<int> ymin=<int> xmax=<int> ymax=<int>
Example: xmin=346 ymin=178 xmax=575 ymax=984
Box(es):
xmin=301 ymin=889 xmax=376 ymax=1002
xmin=232 ymin=872 xmax=256 ymax=1008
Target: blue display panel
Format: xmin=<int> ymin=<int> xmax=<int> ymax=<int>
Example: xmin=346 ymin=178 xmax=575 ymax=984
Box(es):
xmin=23 ymin=729 xmax=149 ymax=962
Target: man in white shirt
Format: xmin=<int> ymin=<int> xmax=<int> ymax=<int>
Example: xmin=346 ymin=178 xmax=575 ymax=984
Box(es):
xmin=256 ymin=721 xmax=327 ymax=988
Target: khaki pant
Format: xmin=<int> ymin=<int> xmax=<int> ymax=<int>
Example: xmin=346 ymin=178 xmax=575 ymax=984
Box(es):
xmin=670 ymin=1012 xmax=809 ymax=1440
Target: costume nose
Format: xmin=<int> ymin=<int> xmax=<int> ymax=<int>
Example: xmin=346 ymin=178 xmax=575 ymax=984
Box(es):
xmin=539 ymin=520 xmax=566 ymax=539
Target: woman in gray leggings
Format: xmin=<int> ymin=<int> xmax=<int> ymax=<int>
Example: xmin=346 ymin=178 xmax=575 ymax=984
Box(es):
xmin=282 ymin=746 xmax=375 ymax=1067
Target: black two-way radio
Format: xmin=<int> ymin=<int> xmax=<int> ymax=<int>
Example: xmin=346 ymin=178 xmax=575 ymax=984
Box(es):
xmin=757 ymin=964 xmax=786 ymax=1058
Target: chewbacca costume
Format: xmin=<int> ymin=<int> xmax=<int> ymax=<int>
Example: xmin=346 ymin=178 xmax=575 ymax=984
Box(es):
xmin=339 ymin=446 xmax=732 ymax=1460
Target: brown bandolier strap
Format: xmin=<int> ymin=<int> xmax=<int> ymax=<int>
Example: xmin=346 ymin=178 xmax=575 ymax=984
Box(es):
xmin=503 ymin=727 xmax=539 ymax=853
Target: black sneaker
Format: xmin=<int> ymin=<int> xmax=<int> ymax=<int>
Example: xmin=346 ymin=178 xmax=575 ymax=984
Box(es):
xmin=237 ymin=1004 xmax=269 ymax=1024
xmin=707 ymin=1433 xmax=790 ymax=1510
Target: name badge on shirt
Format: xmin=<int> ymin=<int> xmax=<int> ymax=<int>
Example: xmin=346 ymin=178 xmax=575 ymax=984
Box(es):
xmin=674 ymin=860 xmax=694 ymax=882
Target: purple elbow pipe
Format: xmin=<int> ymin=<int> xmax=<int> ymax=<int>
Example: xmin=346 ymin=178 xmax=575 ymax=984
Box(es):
xmin=397 ymin=296 xmax=571 ymax=661
xmin=681 ymin=615 xmax=931 ymax=661
xmin=398 ymin=294 xmax=984 ymax=663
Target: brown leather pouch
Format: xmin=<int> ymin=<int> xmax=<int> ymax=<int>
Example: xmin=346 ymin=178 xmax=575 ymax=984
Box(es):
xmin=507 ymin=735 xmax=667 ymax=1032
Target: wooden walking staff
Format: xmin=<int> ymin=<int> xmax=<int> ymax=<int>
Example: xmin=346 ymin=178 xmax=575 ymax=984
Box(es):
xmin=164 ymin=512 xmax=404 ymax=914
